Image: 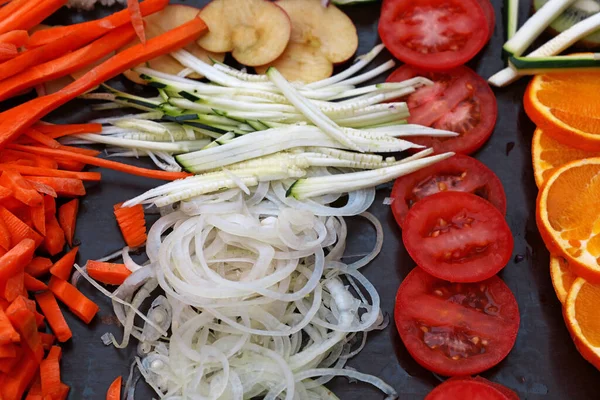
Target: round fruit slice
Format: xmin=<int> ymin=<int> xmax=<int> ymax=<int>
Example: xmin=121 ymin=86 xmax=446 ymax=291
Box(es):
xmin=255 ymin=0 xmax=358 ymax=83
xmin=395 ymin=268 xmax=520 ymax=376
xmin=197 ymin=0 xmax=291 ymax=67
xmin=386 ymin=65 xmax=497 ymax=155
xmin=390 ymin=154 xmax=506 ymax=228
xmin=532 ymin=128 xmax=600 ymax=188
xmin=537 ymin=157 xmax=600 ymax=283
xmin=564 ymin=277 xmax=600 ymax=370
xmin=426 ymin=377 xmax=518 ymax=400
xmin=402 ymin=191 xmax=513 ymax=283
xmin=550 ymin=255 xmax=577 ymax=304
xmin=534 ymin=0 xmax=600 ymax=48
xmin=379 ymin=0 xmax=489 ymax=70
xmin=525 ymin=72 xmax=600 ymax=151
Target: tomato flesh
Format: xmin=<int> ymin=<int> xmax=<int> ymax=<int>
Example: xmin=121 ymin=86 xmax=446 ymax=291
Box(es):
xmin=402 ymin=191 xmax=513 ymax=282
xmin=386 ymin=65 xmax=497 ymax=155
xmin=426 ymin=377 xmax=517 ymax=400
xmin=391 ymin=154 xmax=506 ymax=228
xmin=379 ymin=0 xmax=489 ymax=70
xmin=395 ymin=268 xmax=520 ymax=376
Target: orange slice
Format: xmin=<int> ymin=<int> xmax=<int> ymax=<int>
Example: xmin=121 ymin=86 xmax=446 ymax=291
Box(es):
xmin=550 ymin=255 xmax=577 ymax=304
xmin=564 ymin=277 xmax=600 ymax=370
xmin=524 ymin=72 xmax=600 ymax=151
xmin=532 ymin=128 xmax=600 ymax=188
xmin=537 ymin=157 xmax=600 ymax=283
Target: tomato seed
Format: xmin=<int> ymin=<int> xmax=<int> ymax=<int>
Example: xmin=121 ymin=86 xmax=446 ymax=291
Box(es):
xmin=470 ymin=336 xmax=480 ymax=345
xmin=438 ymin=182 xmax=448 ymax=191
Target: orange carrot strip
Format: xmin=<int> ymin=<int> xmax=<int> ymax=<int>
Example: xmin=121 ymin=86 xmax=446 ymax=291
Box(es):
xmin=23 ymin=129 xmax=61 ymax=149
xmin=106 ymin=376 xmax=122 ymax=400
xmin=57 ymin=145 xmax=100 ymax=157
xmin=0 ymin=308 xmax=19 ymax=344
xmin=27 ymin=375 xmax=43 ymax=396
xmin=0 ymin=298 xmax=8 ymax=311
xmin=43 ymin=196 xmax=55 ymax=217
xmin=42 ymin=216 xmax=64 ymax=256
xmin=27 ymin=0 xmax=169 ymax=47
xmin=0 ymin=0 xmax=32 ymax=25
xmin=39 ymin=333 xmax=55 ymax=351
xmin=27 ymin=180 xmax=57 ymax=198
xmin=25 ymin=257 xmax=52 ymax=278
xmin=0 ymin=42 xmax=17 ymax=60
xmin=34 ymin=123 xmax=103 ymax=139
xmin=30 ymin=203 xmax=45 ymax=236
xmin=0 ymin=150 xmax=57 ymax=169
xmin=0 ymin=351 xmax=39 ymax=400
xmin=58 ymin=199 xmax=78 ymax=247
xmin=0 ymin=0 xmax=67 ymax=34
xmin=0 ymin=170 xmax=43 ymax=207
xmin=56 ymin=383 xmax=69 ymax=400
xmin=0 ymin=345 xmax=21 ymax=373
xmin=0 ymin=272 xmax=24 ymax=302
xmin=0 ymin=17 xmax=208 ymax=147
xmin=0 ymin=185 xmax=13 ymax=201
xmin=0 ymin=238 xmax=35 ymax=282
xmin=0 ymin=164 xmax=101 ymax=181
xmin=87 ymin=261 xmax=132 ymax=286
xmin=49 ymin=247 xmax=78 ymax=281
xmin=114 ymin=203 xmax=147 ymax=248
xmin=10 ymin=145 xmax=191 ymax=181
xmin=5 ymin=308 xmax=43 ymax=363
xmin=0 ymin=216 xmax=10 ymax=251
xmin=25 ymin=177 xmax=85 ymax=197
xmin=0 ymin=208 xmax=43 ymax=248
xmin=49 ymin=277 xmax=99 ymax=324
xmin=0 ymin=342 xmax=17 ymax=358
xmin=0 ymin=25 xmax=137 ymax=101
xmin=35 ymin=292 xmax=71 ymax=343
xmin=0 ymin=30 xmax=28 ymax=47
xmin=23 ymin=273 xmax=47 ymax=292
xmin=5 ymin=296 xmax=44 ymax=328
xmin=40 ymin=347 xmax=61 ymax=398
xmin=127 ymin=0 xmax=145 ymax=43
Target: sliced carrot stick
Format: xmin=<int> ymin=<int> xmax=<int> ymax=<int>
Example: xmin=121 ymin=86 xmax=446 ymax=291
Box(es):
xmin=106 ymin=376 xmax=122 ymax=400
xmin=0 ymin=42 xmax=17 ymax=60
xmin=0 ymin=164 xmax=101 ymax=181
xmin=0 ymin=343 xmax=17 ymax=358
xmin=3 ymin=159 xmax=35 ymax=167
xmin=87 ymin=261 xmax=132 ymax=286
xmin=0 ymin=17 xmax=208 ymax=147
xmin=0 ymin=185 xmax=13 ymax=201
xmin=0 ymin=217 xmax=10 ymax=251
xmin=0 ymin=351 xmax=39 ymax=400
xmin=10 ymin=145 xmax=191 ymax=181
xmin=34 ymin=123 xmax=103 ymax=139
xmin=25 ymin=177 xmax=85 ymax=197
xmin=23 ymin=129 xmax=61 ymax=149
xmin=43 ymin=196 xmax=55 ymax=218
xmin=42 ymin=216 xmax=64 ymax=256
xmin=0 ymin=208 xmax=43 ymax=248
xmin=35 ymin=292 xmax=71 ymax=343
xmin=0 ymin=24 xmax=137 ymax=101
xmin=49 ymin=247 xmax=78 ymax=281
xmin=0 ymin=170 xmax=43 ymax=207
xmin=0 ymin=150 xmax=57 ymax=169
xmin=0 ymin=0 xmax=67 ymax=34
xmin=127 ymin=0 xmax=145 ymax=43
xmin=27 ymin=179 xmax=57 ymax=198
xmin=40 ymin=347 xmax=61 ymax=399
xmin=5 ymin=308 xmax=44 ymax=363
xmin=0 ymin=308 xmax=19 ymax=345
xmin=0 ymin=346 xmax=22 ymax=374
xmin=0 ymin=272 xmax=24 ymax=302
xmin=39 ymin=333 xmax=55 ymax=351
xmin=56 ymin=383 xmax=69 ymax=400
xmin=57 ymin=145 xmax=100 ymax=157
xmin=58 ymin=199 xmax=78 ymax=247
xmin=27 ymin=375 xmax=43 ymax=396
xmin=0 ymin=0 xmax=32 ymax=24
xmin=114 ymin=203 xmax=147 ymax=248
xmin=27 ymin=0 xmax=169 ymax=48
xmin=30 ymin=203 xmax=45 ymax=236
xmin=0 ymin=298 xmax=8 ymax=311
xmin=0 ymin=30 xmax=28 ymax=47
xmin=25 ymin=257 xmax=52 ymax=278
xmin=23 ymin=273 xmax=47 ymax=292
xmin=48 ymin=277 xmax=99 ymax=324
xmin=0 ymin=238 xmax=35 ymax=282
xmin=55 ymin=159 xmax=85 ymax=172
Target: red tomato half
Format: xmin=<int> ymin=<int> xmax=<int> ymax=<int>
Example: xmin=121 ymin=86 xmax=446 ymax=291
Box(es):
xmin=395 ymin=268 xmax=520 ymax=376
xmin=387 ymin=65 xmax=497 ymax=155
xmin=379 ymin=0 xmax=489 ymax=70
xmin=390 ymin=154 xmax=506 ymax=228
xmin=402 ymin=191 xmax=513 ymax=282
xmin=426 ymin=377 xmax=519 ymax=400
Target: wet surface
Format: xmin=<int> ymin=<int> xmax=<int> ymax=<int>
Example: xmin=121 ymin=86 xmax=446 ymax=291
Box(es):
xmin=24 ymin=0 xmax=599 ymax=398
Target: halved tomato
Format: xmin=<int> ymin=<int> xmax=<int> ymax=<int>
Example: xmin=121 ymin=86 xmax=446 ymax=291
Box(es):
xmin=395 ymin=267 xmax=520 ymax=376
xmin=390 ymin=154 xmax=506 ymax=228
xmin=387 ymin=65 xmax=497 ymax=155
xmin=379 ymin=0 xmax=489 ymax=70
xmin=402 ymin=191 xmax=513 ymax=282
xmin=426 ymin=377 xmax=519 ymax=400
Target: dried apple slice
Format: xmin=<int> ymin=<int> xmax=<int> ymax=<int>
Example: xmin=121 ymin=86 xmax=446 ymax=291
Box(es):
xmin=122 ymin=5 xmax=225 ymax=84
xmin=255 ymin=0 xmax=358 ymax=83
xmin=197 ymin=0 xmax=291 ymax=67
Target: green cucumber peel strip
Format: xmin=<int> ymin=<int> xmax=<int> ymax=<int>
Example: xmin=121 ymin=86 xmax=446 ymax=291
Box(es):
xmin=510 ymin=53 xmax=600 ymax=70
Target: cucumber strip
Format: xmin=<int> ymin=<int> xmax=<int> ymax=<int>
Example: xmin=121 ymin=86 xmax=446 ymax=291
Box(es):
xmin=503 ymin=0 xmax=577 ymax=55
xmin=506 ymin=0 xmax=520 ymax=39
xmin=490 ymin=12 xmax=600 ymax=86
xmin=510 ymin=53 xmax=600 ymax=71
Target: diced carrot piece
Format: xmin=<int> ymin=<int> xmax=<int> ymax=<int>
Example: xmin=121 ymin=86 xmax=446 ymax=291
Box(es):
xmin=0 ymin=170 xmax=43 ymax=207
xmin=42 ymin=216 xmax=64 ymax=256
xmin=114 ymin=203 xmax=147 ymax=248
xmin=87 ymin=261 xmax=131 ymax=285
xmin=0 ymin=215 xmax=10 ymax=251
xmin=25 ymin=257 xmax=52 ymax=278
xmin=106 ymin=376 xmax=122 ymax=400
xmin=23 ymin=273 xmax=47 ymax=292
xmin=6 ymin=296 xmax=44 ymax=329
xmin=25 ymin=177 xmax=85 ymax=197
xmin=30 ymin=203 xmax=45 ymax=236
xmin=0 ymin=351 xmax=39 ymax=400
xmin=5 ymin=308 xmax=43 ymax=363
xmin=49 ymin=247 xmax=78 ymax=281
xmin=35 ymin=292 xmax=72 ymax=343
xmin=58 ymin=199 xmax=78 ymax=247
xmin=0 ymin=272 xmax=24 ymax=302
xmin=0 ymin=342 xmax=17 ymax=358
xmin=40 ymin=346 xmax=61 ymax=399
xmin=0 ymin=238 xmax=35 ymax=282
xmin=48 ymin=277 xmax=99 ymax=324
xmin=0 ymin=208 xmax=43 ymax=248
xmin=38 ymin=333 xmax=55 ymax=351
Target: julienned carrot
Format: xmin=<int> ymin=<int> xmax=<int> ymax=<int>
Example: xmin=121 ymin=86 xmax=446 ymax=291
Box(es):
xmin=0 ymin=308 xmax=20 ymax=344
xmin=57 ymin=145 xmax=100 ymax=157
xmin=39 ymin=332 xmax=55 ymax=351
xmin=0 ymin=170 xmax=43 ymax=207
xmin=0 ymin=150 xmax=58 ymax=169
xmin=0 ymin=0 xmax=31 ymax=23
xmin=42 ymin=216 xmax=64 ymax=256
xmin=28 ymin=180 xmax=57 ymax=198
xmin=40 ymin=348 xmax=61 ymax=398
xmin=25 ymin=257 xmax=52 ymax=278
xmin=0 ymin=0 xmax=67 ymax=34
xmin=27 ymin=0 xmax=169 ymax=48
xmin=0 ymin=238 xmax=35 ymax=282
xmin=49 ymin=247 xmax=78 ymax=281
xmin=0 ymin=272 xmax=24 ymax=302
xmin=0 ymin=351 xmax=39 ymax=400
xmin=0 ymin=216 xmax=10 ymax=251
xmin=114 ymin=203 xmax=147 ymax=248
xmin=43 ymin=196 xmax=55 ymax=218
xmin=0 ymin=25 xmax=137 ymax=102
xmin=5 ymin=308 xmax=44 ymax=363
xmin=87 ymin=261 xmax=132 ymax=285
xmin=58 ymin=199 xmax=78 ymax=247
xmin=30 ymin=203 xmax=45 ymax=236
xmin=0 ymin=0 xmax=46 ymax=34
xmin=106 ymin=376 xmax=122 ymax=400
xmin=24 ymin=273 xmax=47 ymax=291
xmin=0 ymin=208 xmax=43 ymax=248
xmin=0 ymin=164 xmax=101 ymax=181
xmin=48 ymin=277 xmax=99 ymax=324
xmin=127 ymin=0 xmax=145 ymax=43
xmin=34 ymin=123 xmax=103 ymax=139
xmin=35 ymin=292 xmax=72 ymax=343
xmin=23 ymin=129 xmax=61 ymax=149
xmin=0 ymin=42 xmax=17 ymax=61
xmin=56 ymin=383 xmax=70 ymax=400
xmin=10 ymin=145 xmax=191 ymax=181
xmin=0 ymin=17 xmax=208 ymax=147
xmin=55 ymin=159 xmax=85 ymax=172
xmin=0 ymin=185 xmax=13 ymax=200
xmin=0 ymin=30 xmax=28 ymax=47
xmin=25 ymin=177 xmax=85 ymax=197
